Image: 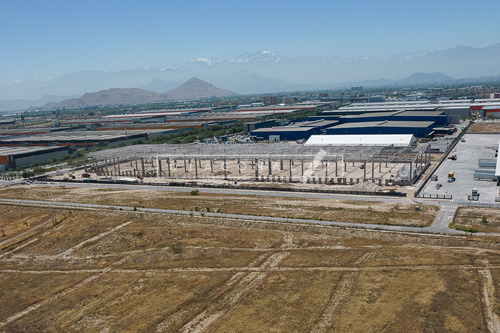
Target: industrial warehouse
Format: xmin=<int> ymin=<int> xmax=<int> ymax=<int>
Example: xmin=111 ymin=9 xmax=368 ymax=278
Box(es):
xmin=0 ymin=146 xmax=69 ymax=170
xmin=250 ymin=98 xmax=500 ymax=141
xmin=251 ymin=111 xmax=446 ymax=141
xmin=0 ymin=97 xmax=494 ymax=194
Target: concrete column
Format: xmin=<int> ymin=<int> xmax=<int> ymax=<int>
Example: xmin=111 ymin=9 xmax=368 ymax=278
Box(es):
xmin=167 ymin=158 xmax=171 ymax=177
xmin=363 ymin=161 xmax=366 ymax=181
xmin=194 ymin=157 xmax=198 ymax=178
xmin=280 ymin=159 xmax=283 ymax=170
xmin=184 ymin=159 xmax=187 ymax=172
xmin=224 ymin=157 xmax=227 ymax=179
xmin=372 ymin=159 xmax=375 ymax=178
xmin=301 ymin=160 xmax=304 ymax=176
xmin=268 ymin=158 xmax=272 ymax=175
xmin=335 ymin=160 xmax=338 ymax=177
xmin=141 ymin=158 xmax=145 ymax=176
xmin=255 ymin=158 xmax=259 ymax=179
xmin=210 ymin=159 xmax=214 ymax=173
xmin=117 ymin=157 xmax=121 ymax=175
xmin=325 ymin=161 xmax=328 ymax=178
xmin=289 ymin=159 xmax=292 ymax=178
xmin=158 ymin=158 xmax=162 ymax=172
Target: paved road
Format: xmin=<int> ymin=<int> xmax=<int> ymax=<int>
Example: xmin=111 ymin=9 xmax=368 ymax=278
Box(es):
xmin=426 ymin=205 xmax=459 ymax=234
xmin=0 ymin=197 xmax=467 ymax=236
xmin=4 ymin=181 xmax=498 ymax=236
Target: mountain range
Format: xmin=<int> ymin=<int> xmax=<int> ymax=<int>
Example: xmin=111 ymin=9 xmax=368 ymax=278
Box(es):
xmin=1 ymin=43 xmax=500 ymax=111
xmin=39 ymin=77 xmax=236 ymax=110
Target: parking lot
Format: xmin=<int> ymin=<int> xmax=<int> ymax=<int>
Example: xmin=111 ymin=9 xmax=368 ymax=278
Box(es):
xmin=422 ymin=133 xmax=500 ymax=203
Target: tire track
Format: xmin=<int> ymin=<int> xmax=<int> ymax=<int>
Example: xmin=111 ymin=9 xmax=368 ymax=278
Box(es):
xmin=58 ymin=221 xmax=132 ymax=258
xmin=0 ymin=257 xmax=127 ymax=328
xmin=1 ymin=263 xmax=500 ymax=275
xmin=0 ymin=211 xmax=68 ymax=249
xmin=311 ymin=252 xmax=375 ymax=333
xmin=156 ymin=251 xmax=290 ymax=333
xmin=478 ymin=260 xmax=500 ymax=333
xmin=179 ymin=252 xmax=290 ymax=333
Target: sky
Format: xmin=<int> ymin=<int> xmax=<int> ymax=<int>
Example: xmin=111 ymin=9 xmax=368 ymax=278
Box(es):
xmin=1 ymin=0 xmax=500 ymax=82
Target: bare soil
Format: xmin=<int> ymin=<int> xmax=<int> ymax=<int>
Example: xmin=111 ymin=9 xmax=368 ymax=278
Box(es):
xmin=0 ymin=185 xmax=438 ymax=227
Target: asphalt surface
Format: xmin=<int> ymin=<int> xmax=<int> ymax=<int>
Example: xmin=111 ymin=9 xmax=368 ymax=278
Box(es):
xmin=421 ymin=133 xmax=500 ymax=205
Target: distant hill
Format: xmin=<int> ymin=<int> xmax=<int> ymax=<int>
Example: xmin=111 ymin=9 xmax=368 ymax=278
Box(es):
xmin=0 ymin=94 xmax=78 ymax=112
xmin=161 ymin=77 xmax=236 ymax=99
xmin=80 ymin=88 xmax=162 ymax=105
xmin=43 ymin=88 xmax=162 ymax=109
xmin=397 ymin=72 xmax=455 ymax=86
xmin=140 ymin=78 xmax=178 ymax=93
xmin=40 ymin=78 xmax=236 ymax=110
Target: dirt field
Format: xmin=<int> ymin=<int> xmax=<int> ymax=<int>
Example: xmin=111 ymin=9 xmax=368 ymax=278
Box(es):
xmin=454 ymin=207 xmax=500 ymax=233
xmin=0 ymin=185 xmax=438 ymax=227
xmin=468 ymin=122 xmax=500 ymax=133
xmin=0 ymin=204 xmax=500 ymax=332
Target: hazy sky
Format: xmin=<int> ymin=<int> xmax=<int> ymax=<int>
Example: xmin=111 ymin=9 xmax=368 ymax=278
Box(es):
xmin=1 ymin=0 xmax=500 ymax=82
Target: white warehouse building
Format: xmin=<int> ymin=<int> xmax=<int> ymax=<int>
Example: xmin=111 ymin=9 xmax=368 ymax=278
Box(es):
xmin=304 ymin=134 xmax=417 ymax=147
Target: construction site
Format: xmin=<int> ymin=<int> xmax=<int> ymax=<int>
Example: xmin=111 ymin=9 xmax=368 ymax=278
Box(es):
xmin=76 ymin=142 xmax=431 ymax=190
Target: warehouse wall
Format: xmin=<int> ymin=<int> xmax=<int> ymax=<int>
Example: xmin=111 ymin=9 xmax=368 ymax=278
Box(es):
xmin=325 ymin=126 xmax=433 ymax=138
xmin=13 ymin=149 xmax=70 ymax=168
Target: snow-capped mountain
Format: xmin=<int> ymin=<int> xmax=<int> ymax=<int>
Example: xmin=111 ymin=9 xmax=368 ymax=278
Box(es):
xmin=1 ymin=43 xmax=500 ymax=106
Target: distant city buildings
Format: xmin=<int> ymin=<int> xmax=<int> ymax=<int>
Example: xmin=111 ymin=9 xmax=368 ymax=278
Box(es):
xmin=263 ymin=96 xmax=277 ymax=105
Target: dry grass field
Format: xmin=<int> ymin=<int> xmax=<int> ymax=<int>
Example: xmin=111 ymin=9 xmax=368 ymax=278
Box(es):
xmin=0 ymin=185 xmax=438 ymax=227
xmin=454 ymin=207 xmax=500 ymax=233
xmin=0 ymin=202 xmax=499 ymax=332
xmin=468 ymin=122 xmax=500 ymax=133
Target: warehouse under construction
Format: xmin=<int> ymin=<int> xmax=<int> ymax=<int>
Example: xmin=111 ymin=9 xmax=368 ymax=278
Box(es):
xmin=82 ymin=139 xmax=430 ymax=188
